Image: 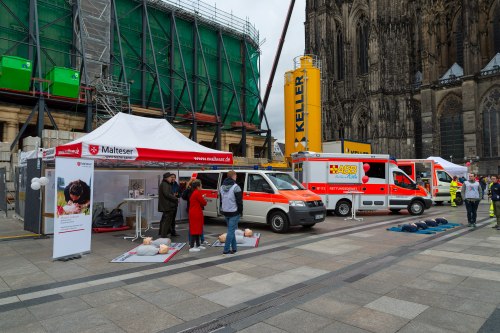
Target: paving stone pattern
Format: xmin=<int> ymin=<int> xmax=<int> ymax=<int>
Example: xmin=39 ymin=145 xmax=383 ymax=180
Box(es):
xmin=0 ymin=204 xmax=499 ymax=332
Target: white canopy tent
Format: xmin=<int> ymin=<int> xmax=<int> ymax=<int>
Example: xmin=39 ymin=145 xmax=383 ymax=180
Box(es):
xmin=426 ymin=156 xmax=467 ymax=177
xmin=43 ymin=113 xmax=233 ymax=165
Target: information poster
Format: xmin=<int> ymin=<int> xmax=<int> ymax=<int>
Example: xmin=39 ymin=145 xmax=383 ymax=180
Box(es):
xmin=53 ymin=158 xmax=94 ymax=259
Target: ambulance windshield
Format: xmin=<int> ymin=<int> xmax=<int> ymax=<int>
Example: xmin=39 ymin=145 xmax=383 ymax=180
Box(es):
xmin=267 ymin=173 xmax=305 ymax=190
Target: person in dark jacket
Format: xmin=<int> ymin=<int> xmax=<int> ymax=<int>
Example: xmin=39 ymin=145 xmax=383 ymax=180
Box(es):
xmin=489 ymin=175 xmax=500 ymax=230
xmin=158 ymin=172 xmax=178 ymax=237
xmin=220 ymin=170 xmax=243 ymax=255
xmin=170 ymin=174 xmax=181 ymax=237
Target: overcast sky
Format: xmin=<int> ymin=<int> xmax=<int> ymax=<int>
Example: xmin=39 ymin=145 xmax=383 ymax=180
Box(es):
xmin=206 ymin=0 xmax=306 ymax=143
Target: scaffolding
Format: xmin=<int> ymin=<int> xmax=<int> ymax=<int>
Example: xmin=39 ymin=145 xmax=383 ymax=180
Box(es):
xmin=0 ymin=0 xmax=273 ymax=159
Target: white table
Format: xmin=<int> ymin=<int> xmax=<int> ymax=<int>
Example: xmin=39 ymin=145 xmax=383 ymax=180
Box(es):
xmin=343 ymin=191 xmax=364 ymax=221
xmin=123 ymin=197 xmax=152 ymax=241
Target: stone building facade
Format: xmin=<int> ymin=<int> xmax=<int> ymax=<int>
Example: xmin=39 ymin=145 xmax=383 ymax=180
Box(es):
xmin=305 ymin=0 xmax=500 ymax=175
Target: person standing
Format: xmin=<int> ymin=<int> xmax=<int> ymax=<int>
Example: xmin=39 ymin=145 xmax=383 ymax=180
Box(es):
xmin=170 ymin=174 xmax=181 ymax=237
xmin=158 ymin=172 xmax=178 ymax=237
xmin=220 ymin=170 xmax=243 ymax=255
xmin=450 ymin=176 xmax=459 ymax=207
xmin=479 ymin=176 xmax=487 ymax=199
xmin=188 ymin=180 xmax=207 ymax=252
xmin=461 ymin=173 xmax=483 ymax=228
xmin=490 ymin=176 xmax=500 ymax=229
xmin=182 ymin=178 xmax=209 ymax=246
xmin=488 ymin=176 xmax=497 ymax=218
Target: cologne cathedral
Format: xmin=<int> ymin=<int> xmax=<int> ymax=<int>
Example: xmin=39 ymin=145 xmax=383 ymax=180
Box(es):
xmin=305 ymin=0 xmax=500 ymax=174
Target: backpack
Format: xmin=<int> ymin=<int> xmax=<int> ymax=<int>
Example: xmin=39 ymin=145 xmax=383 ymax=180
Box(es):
xmin=92 ymin=207 xmax=125 ymax=228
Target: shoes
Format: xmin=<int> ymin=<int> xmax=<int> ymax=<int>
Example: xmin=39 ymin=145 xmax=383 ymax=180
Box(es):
xmin=467 ymin=223 xmax=472 ymax=227
xmin=198 ymin=246 xmax=206 ymax=250
xmin=189 ymin=247 xmax=201 ymax=252
xmin=222 ymin=250 xmax=236 ymax=256
xmin=472 ymin=223 xmax=477 ymax=228
xmin=490 ymin=215 xmax=496 ymax=218
xmin=202 ymin=241 xmax=210 ymax=246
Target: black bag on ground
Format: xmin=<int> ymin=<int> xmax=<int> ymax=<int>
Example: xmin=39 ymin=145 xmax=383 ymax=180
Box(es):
xmin=435 ymin=217 xmax=448 ymax=224
xmin=401 ymin=224 xmax=418 ymax=232
xmin=92 ymin=207 xmax=125 ymax=228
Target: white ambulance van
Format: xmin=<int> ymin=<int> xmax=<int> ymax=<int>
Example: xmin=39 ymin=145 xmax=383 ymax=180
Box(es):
xmin=291 ymin=152 xmax=432 ymax=216
xmin=192 ymin=170 xmax=326 ymax=233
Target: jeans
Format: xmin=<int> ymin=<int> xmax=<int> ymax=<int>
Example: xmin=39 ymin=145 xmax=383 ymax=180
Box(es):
xmin=223 ymin=214 xmax=240 ymax=253
xmin=464 ymin=199 xmax=480 ymax=224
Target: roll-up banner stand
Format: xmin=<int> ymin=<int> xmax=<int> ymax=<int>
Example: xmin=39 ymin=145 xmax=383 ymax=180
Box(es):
xmin=53 ymin=158 xmax=94 ymax=260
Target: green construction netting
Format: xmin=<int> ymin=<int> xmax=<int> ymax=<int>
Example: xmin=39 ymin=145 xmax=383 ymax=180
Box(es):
xmin=114 ymin=0 xmax=261 ymax=127
xmin=0 ymin=0 xmax=73 ymax=78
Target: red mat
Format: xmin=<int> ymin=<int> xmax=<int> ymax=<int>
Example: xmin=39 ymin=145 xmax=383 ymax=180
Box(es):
xmin=92 ymin=225 xmax=130 ymax=233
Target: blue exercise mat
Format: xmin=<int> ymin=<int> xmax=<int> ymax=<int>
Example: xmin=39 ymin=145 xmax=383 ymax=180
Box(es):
xmin=386 ymin=226 xmax=436 ymax=234
xmin=387 ymin=222 xmax=461 ymax=234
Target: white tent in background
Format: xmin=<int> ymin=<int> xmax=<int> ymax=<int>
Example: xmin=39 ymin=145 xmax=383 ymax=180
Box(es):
xmin=426 ymin=156 xmax=468 ymax=177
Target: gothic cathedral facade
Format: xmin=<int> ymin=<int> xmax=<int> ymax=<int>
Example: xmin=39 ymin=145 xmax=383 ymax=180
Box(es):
xmin=305 ymin=0 xmax=500 ymax=174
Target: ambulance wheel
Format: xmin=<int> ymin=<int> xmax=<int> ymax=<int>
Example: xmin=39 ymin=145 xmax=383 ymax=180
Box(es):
xmin=269 ymin=211 xmax=289 ymax=233
xmin=335 ymin=200 xmax=351 ymax=217
xmin=454 ymin=196 xmax=463 ymax=206
xmin=408 ymin=200 xmax=424 ymax=216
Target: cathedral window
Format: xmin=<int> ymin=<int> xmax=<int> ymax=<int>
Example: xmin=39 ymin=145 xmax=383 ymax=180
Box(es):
xmin=494 ymin=4 xmax=500 ymax=53
xmin=454 ymin=13 xmax=464 ymax=67
xmin=357 ymin=110 xmax=369 ymax=141
xmin=356 ymin=16 xmax=369 ymax=75
xmin=336 ymin=28 xmax=344 ymax=80
xmin=439 ymin=95 xmax=464 ymax=160
xmin=482 ymin=87 xmax=500 ymax=158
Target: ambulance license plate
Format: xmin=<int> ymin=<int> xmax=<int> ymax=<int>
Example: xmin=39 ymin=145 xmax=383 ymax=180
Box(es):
xmin=315 ymin=214 xmax=324 ymax=220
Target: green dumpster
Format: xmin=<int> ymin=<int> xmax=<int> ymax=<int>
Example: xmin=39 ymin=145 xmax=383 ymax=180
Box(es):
xmin=0 ymin=56 xmax=32 ymax=92
xmin=45 ymin=67 xmax=80 ymax=98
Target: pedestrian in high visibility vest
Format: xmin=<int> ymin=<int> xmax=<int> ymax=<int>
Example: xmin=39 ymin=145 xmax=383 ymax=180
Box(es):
xmin=489 ymin=175 xmax=498 ymax=219
xmin=450 ymin=176 xmax=459 ymax=207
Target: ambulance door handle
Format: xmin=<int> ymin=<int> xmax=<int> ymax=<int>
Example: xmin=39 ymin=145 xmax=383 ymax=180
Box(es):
xmin=362 ymin=187 xmax=366 ymax=191
xmin=245 ymin=192 xmax=250 ymax=196
xmin=380 ymin=187 xmax=384 ymax=191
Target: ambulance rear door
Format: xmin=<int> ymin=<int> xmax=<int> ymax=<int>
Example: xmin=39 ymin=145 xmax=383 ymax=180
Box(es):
xmin=358 ymin=161 xmax=389 ymax=210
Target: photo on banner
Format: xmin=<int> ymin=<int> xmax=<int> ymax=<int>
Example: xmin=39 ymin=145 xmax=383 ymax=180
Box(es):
xmin=53 ymin=158 xmax=94 ymax=259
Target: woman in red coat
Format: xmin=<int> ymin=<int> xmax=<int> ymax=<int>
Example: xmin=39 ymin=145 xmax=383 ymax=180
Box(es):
xmin=188 ymin=180 xmax=207 ymax=252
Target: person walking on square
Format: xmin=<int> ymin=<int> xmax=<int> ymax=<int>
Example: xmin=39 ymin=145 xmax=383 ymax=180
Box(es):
xmin=450 ymin=175 xmax=459 ymax=207
xmin=462 ymin=173 xmax=483 ymax=228
xmin=488 ymin=175 xmax=497 ymax=218
xmin=188 ymin=180 xmax=207 ymax=252
xmin=489 ymin=175 xmax=500 ymax=229
xmin=158 ymin=172 xmax=178 ymax=237
xmin=170 ymin=174 xmax=181 ymax=237
xmin=220 ymin=170 xmax=243 ymax=255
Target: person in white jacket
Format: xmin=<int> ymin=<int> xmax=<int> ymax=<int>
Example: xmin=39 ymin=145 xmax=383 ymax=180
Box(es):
xmin=461 ymin=173 xmax=483 ymax=227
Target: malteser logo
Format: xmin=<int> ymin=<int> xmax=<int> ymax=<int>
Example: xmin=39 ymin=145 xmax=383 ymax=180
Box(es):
xmin=77 ymin=162 xmax=81 ymax=166
xmin=89 ymin=145 xmax=99 ymax=155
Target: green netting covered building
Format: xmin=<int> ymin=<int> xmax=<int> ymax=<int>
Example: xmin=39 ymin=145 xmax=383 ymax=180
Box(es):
xmin=0 ymin=0 xmax=271 ymax=157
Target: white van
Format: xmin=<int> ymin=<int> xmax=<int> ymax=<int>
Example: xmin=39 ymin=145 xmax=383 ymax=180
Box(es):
xmin=193 ymin=170 xmax=326 ymax=233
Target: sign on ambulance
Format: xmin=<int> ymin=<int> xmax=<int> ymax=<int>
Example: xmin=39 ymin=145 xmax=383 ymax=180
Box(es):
xmin=327 ymin=162 xmax=360 ymax=183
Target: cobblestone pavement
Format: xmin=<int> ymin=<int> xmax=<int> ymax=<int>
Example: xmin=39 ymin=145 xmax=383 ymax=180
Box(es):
xmin=0 ymin=203 xmax=499 ymax=333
